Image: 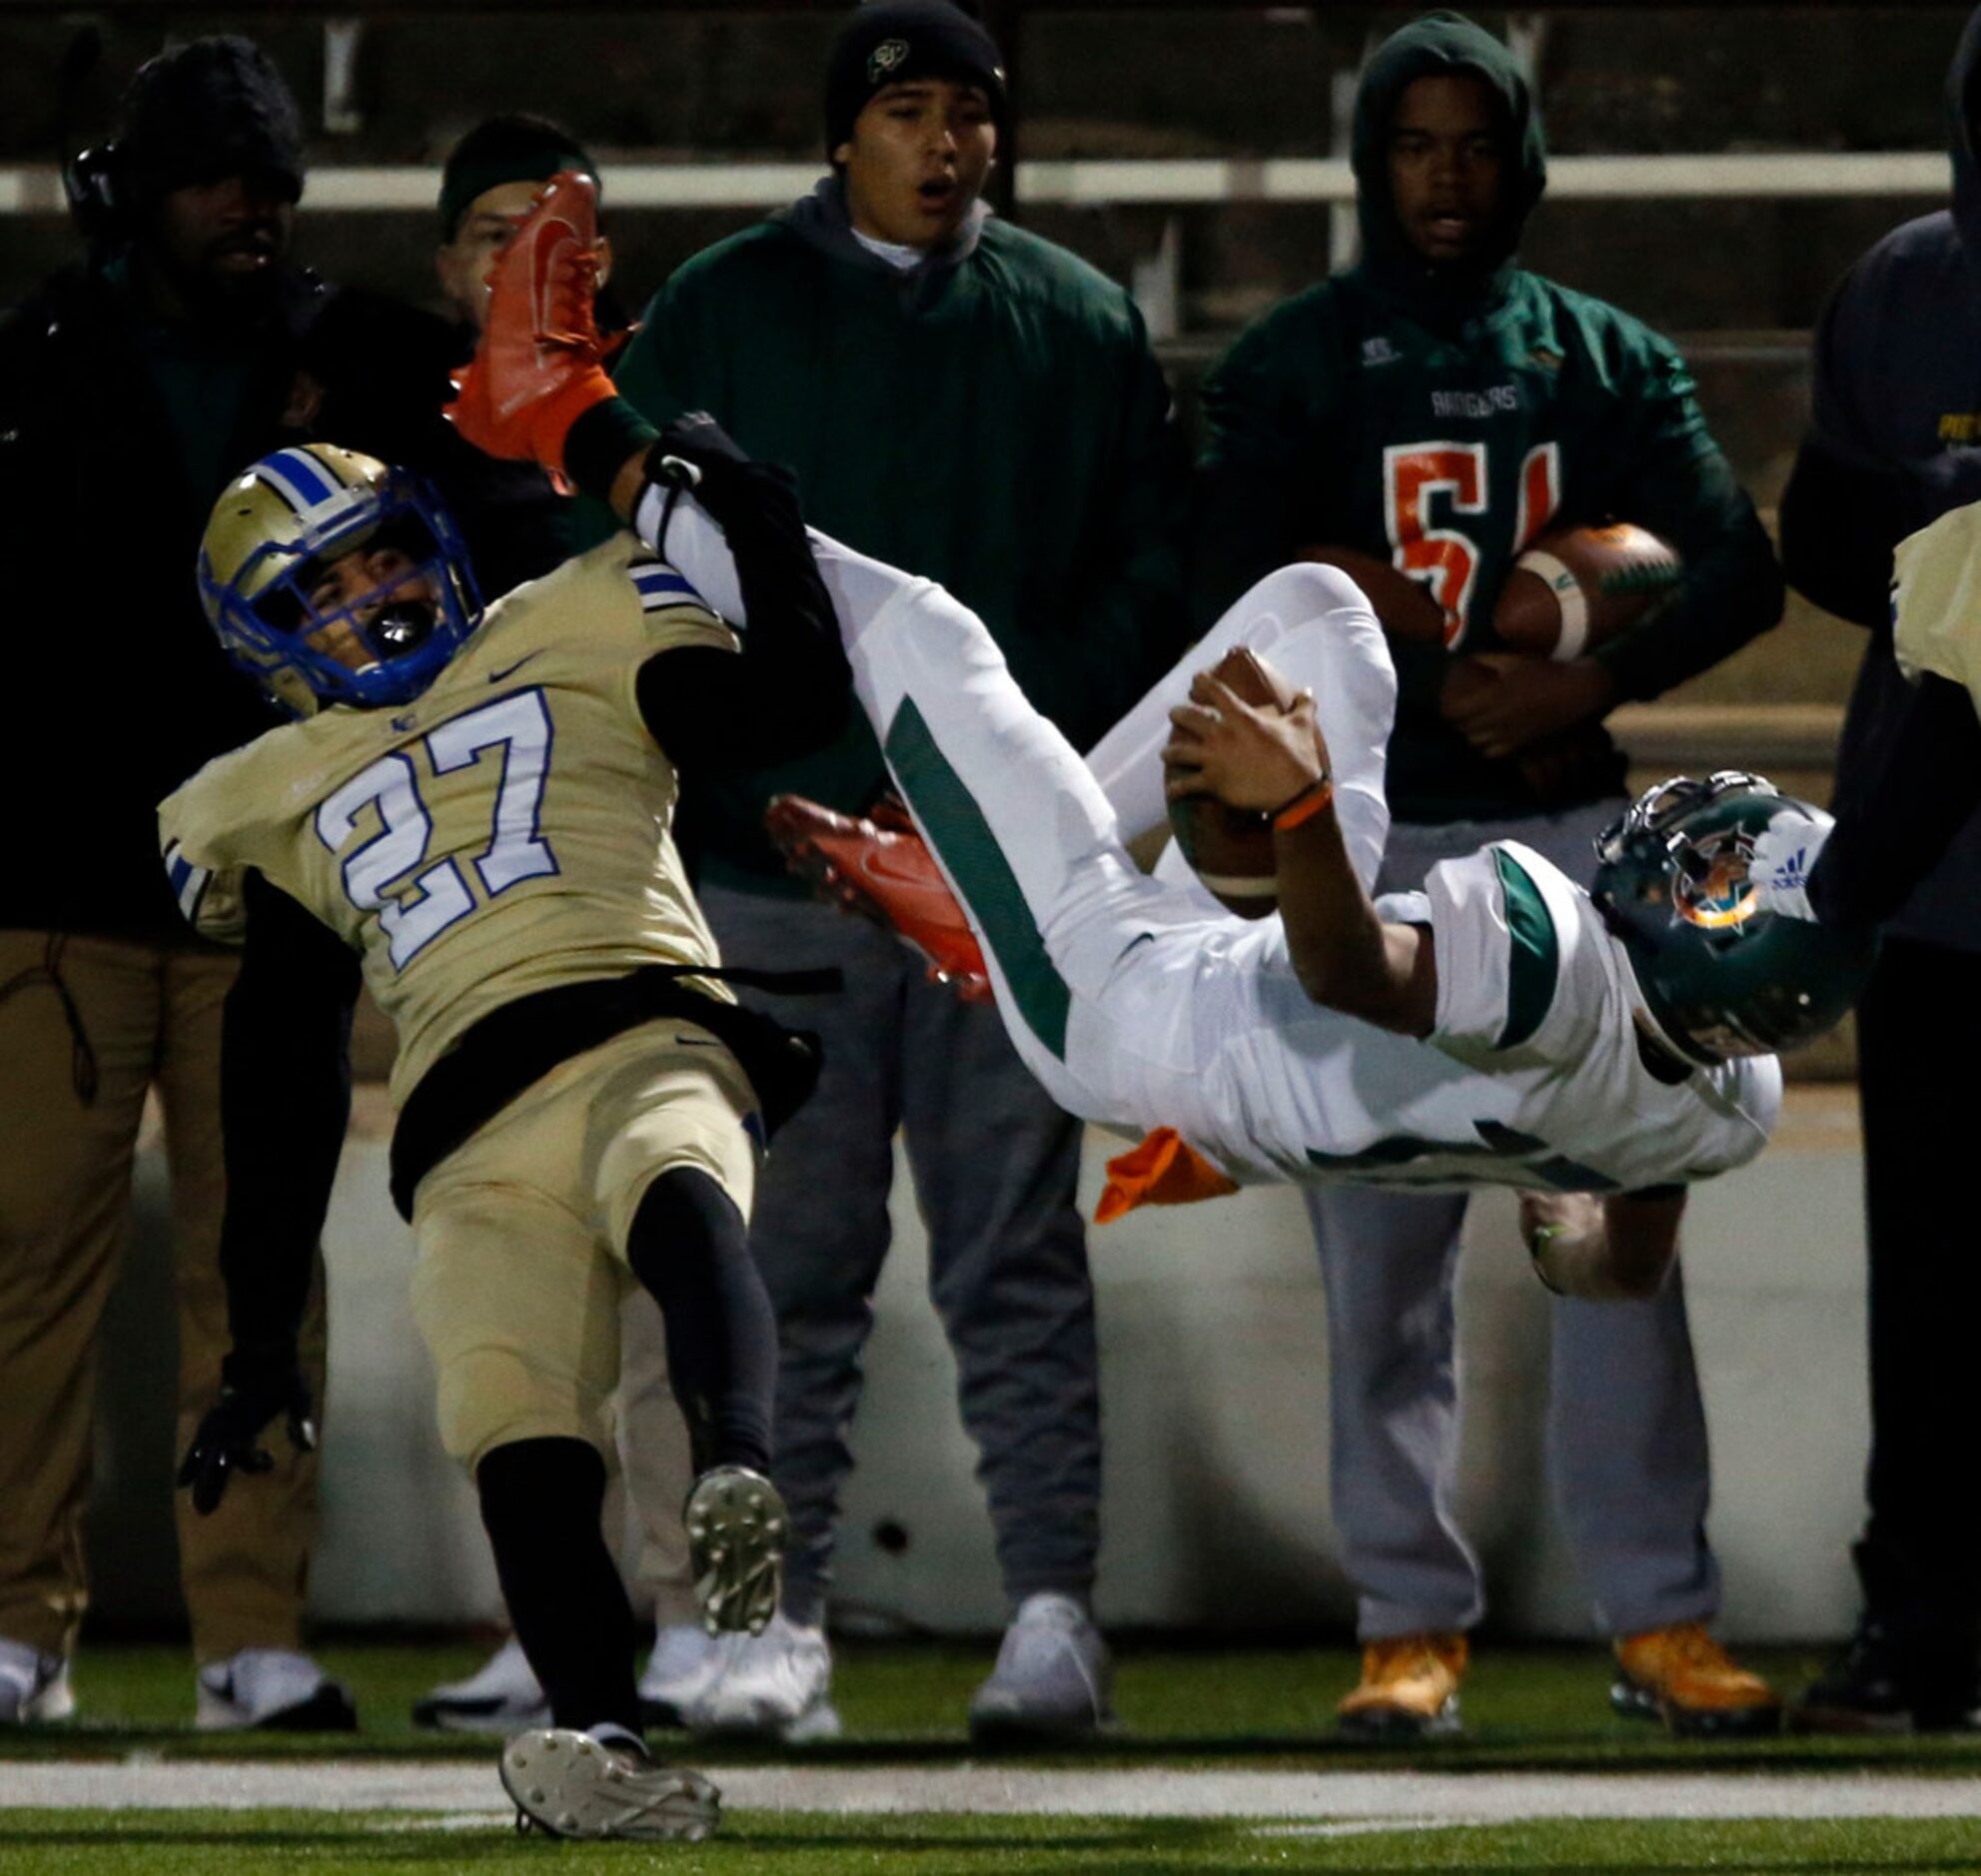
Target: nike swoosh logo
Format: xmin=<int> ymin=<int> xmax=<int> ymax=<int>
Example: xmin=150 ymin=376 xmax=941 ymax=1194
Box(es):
xmin=489 ymin=654 xmax=540 ymax=684
xmin=674 ymin=1035 xmax=718 ymax=1047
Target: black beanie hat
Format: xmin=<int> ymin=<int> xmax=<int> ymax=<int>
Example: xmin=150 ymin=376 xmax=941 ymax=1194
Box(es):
xmin=824 ymin=1 xmax=1007 ymax=157
xmin=119 ymin=35 xmax=305 ymax=207
xmin=439 ymin=114 xmax=598 ymax=241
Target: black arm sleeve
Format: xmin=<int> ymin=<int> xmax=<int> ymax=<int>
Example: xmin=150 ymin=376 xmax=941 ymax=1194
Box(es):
xmin=632 ymin=449 xmax=852 ymax=773
xmin=218 ymin=872 xmax=361 ymax=1353
xmin=1808 ymin=672 xmax=1981 ymax=931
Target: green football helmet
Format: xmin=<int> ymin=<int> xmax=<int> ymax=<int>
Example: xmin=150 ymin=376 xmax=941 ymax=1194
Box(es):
xmin=1590 ymin=771 xmax=1876 ymax=1065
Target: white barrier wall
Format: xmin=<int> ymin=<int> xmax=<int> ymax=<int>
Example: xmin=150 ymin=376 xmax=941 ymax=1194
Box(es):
xmin=108 ymin=1088 xmax=1866 ymax=1640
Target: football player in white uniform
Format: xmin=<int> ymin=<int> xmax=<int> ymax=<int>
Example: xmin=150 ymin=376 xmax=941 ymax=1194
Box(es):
xmin=452 ymin=170 xmax=1874 ymax=1304
xmin=163 ymin=417 xmax=850 ymax=1841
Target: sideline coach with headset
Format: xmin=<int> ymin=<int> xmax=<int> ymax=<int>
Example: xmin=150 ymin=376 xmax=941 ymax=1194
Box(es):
xmin=0 ymin=35 xmax=353 ymax=1731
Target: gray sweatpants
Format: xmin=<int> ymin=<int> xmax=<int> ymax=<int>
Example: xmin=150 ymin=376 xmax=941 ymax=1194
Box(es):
xmin=698 ymin=883 xmax=1102 ymax=1627
xmin=1306 ymin=800 xmax=1719 ymax=1642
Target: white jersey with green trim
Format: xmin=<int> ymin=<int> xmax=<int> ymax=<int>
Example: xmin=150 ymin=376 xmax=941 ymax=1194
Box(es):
xmin=1149 ymin=838 xmax=1781 ymax=1194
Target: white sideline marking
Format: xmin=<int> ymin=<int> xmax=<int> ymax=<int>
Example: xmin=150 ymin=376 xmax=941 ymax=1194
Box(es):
xmin=4 ymin=1762 xmax=1981 ymax=1823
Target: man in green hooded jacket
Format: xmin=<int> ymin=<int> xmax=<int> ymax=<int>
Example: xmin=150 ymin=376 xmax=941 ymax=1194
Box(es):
xmin=1196 ymin=10 xmax=1784 ymax=1741
xmin=607 ymin=0 xmax=1189 ymax=1743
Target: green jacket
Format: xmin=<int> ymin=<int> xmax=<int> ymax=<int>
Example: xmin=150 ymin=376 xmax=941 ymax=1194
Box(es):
xmin=1195 ymin=10 xmax=1781 ymax=824
xmin=613 ymin=181 xmax=1190 ymax=892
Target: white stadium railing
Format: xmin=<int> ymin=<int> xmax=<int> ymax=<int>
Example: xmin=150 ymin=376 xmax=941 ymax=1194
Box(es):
xmin=0 ymin=150 xmax=1955 ymax=215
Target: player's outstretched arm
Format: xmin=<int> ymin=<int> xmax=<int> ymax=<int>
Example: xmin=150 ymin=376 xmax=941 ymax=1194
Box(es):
xmin=180 ymin=875 xmax=359 ymax=1514
xmin=1164 ymin=670 xmax=1437 ymax=1035
xmin=1521 ymin=1186 xmax=1684 ymax=1301
xmin=444 ymin=168 xmax=851 ymax=766
xmin=629 ymin=418 xmax=853 ymax=770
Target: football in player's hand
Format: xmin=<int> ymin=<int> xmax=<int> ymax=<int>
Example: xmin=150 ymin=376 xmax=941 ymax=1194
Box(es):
xmin=1492 ymin=522 xmax=1681 ymax=659
xmin=1165 ymin=646 xmax=1302 ymax=919
xmin=1301 ymin=545 xmax=1446 ymax=646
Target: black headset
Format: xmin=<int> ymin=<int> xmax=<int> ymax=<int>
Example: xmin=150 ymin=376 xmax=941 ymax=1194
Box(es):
xmin=62 ymin=142 xmax=127 ymax=240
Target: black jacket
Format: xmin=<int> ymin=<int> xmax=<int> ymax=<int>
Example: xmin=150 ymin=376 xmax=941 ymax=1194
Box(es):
xmin=1780 ymin=4 xmax=1981 ymax=947
xmin=0 ymin=256 xmax=330 ymax=939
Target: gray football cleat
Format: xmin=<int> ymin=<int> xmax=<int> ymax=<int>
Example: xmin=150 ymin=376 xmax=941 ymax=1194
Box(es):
xmin=683 ymin=1465 xmax=786 ymax=1636
xmin=968 ymin=1592 xmax=1114 ymax=1744
xmin=0 ymin=1639 xmax=73 ymax=1724
xmin=500 ymin=1727 xmax=719 ymax=1842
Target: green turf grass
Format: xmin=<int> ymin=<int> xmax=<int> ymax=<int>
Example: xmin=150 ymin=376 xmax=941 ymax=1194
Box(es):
xmin=11 ymin=1639 xmax=1981 ymax=1771
xmin=7 ymin=1641 xmax=1981 ymax=1873
xmin=4 ymin=1809 xmax=1981 ymax=1874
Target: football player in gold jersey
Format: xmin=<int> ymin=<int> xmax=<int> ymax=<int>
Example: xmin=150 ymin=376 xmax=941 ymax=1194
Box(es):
xmin=162 ymin=418 xmax=849 ymax=1840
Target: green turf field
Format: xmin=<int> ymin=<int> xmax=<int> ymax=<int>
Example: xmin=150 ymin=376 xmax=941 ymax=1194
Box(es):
xmin=8 ymin=1810 xmax=1981 ymax=1873
xmin=3 ymin=1640 xmax=1979 ymax=1872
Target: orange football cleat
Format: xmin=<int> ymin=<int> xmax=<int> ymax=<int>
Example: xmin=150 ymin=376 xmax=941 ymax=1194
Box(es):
xmin=448 ymin=169 xmax=616 ymax=474
xmin=1095 ymin=1128 xmax=1240 ymax=1224
xmin=764 ymin=794 xmax=991 ymax=1002
xmin=1611 ymin=1622 xmax=1782 ymax=1738
xmin=1336 ymin=1632 xmax=1468 ymax=1741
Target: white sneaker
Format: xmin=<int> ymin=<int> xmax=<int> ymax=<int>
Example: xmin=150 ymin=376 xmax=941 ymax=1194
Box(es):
xmin=638 ymin=1622 xmax=722 ymax=1727
xmin=0 ymin=1638 xmax=73 ymax=1724
xmin=500 ymin=1726 xmax=719 ymax=1842
xmin=412 ymin=1636 xmax=549 ymax=1733
xmin=683 ymin=1612 xmax=840 ymax=1741
xmin=968 ymin=1592 xmax=1113 ymax=1743
xmin=195 ymin=1648 xmax=357 ymax=1731
xmin=683 ymin=1465 xmax=786 ymax=1635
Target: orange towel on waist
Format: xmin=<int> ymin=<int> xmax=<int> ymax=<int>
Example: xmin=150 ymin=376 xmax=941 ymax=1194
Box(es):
xmin=1095 ymin=1127 xmax=1241 ymax=1224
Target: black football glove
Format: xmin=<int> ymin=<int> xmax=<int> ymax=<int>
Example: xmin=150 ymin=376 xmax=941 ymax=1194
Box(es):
xmin=648 ymin=413 xmax=806 ymax=542
xmin=177 ymin=1343 xmax=316 ymax=1515
xmin=646 ymin=412 xmax=837 ymax=666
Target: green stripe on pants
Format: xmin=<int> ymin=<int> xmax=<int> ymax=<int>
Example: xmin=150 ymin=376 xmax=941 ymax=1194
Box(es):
xmin=884 ymin=699 xmax=1071 ymax=1061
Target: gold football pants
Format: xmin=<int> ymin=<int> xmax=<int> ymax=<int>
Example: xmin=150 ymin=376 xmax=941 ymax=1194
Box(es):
xmin=0 ymin=931 xmax=328 ymax=1662
xmin=411 ymin=1017 xmax=758 ymax=1478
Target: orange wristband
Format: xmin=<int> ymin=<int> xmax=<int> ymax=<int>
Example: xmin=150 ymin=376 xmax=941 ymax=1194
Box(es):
xmin=1272 ymin=775 xmax=1335 ymax=831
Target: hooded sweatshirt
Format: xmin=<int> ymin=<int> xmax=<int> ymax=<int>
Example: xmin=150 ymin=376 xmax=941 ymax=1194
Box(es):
xmin=1778 ymin=3 xmax=1981 ymax=948
xmin=608 ymin=176 xmax=1189 ymax=893
xmin=1197 ymin=10 xmax=1781 ymax=825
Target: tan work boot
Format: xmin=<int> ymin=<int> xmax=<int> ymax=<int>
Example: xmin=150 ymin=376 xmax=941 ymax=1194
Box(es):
xmin=1611 ymin=1622 xmax=1782 ymax=1738
xmin=1336 ymin=1631 xmax=1468 ymax=1741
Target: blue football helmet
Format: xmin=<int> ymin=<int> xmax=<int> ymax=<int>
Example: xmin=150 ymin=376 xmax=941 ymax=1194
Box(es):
xmin=1590 ymin=770 xmax=1876 ymax=1064
xmin=199 ymin=444 xmax=482 ymax=717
